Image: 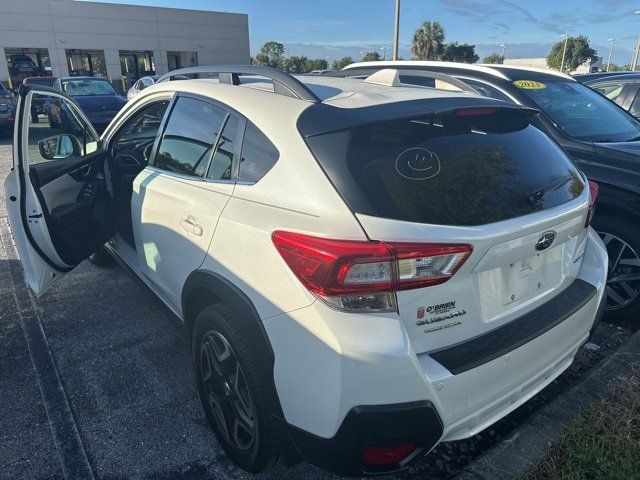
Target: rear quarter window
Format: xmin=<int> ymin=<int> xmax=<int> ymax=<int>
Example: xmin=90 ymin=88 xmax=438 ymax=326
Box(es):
xmin=306 ymin=109 xmax=584 ymax=226
xmin=238 ymin=123 xmax=279 ymax=183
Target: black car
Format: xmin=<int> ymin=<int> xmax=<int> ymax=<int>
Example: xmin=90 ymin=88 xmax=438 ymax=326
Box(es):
xmin=574 ymin=72 xmax=640 ymax=119
xmin=51 ymin=77 xmax=126 ymax=132
xmin=339 ymin=61 xmax=640 ymax=320
xmin=8 ymin=54 xmax=41 ymax=77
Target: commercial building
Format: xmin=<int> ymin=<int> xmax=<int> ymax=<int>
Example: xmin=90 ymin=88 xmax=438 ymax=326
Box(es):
xmin=0 ymin=0 xmax=250 ymax=91
xmin=504 ymin=56 xmax=603 ymax=74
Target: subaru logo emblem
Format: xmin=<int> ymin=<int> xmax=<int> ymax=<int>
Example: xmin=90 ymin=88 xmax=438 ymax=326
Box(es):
xmin=535 ymin=231 xmax=556 ymax=251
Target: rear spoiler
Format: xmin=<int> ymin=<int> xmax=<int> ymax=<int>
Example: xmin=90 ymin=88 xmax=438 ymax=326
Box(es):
xmin=297 ymin=96 xmax=539 ymax=138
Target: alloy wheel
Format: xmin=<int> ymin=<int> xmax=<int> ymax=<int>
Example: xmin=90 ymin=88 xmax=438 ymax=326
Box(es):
xmin=598 ymin=231 xmax=640 ymax=311
xmin=199 ymin=331 xmax=256 ymax=450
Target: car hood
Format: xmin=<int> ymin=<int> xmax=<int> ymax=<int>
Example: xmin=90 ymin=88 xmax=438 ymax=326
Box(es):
xmin=71 ymin=95 xmax=126 ymax=115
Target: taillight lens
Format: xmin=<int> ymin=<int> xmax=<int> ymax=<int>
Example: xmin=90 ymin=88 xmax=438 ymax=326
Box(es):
xmin=585 ymin=180 xmax=599 ymax=228
xmin=272 ymin=231 xmax=471 ymax=312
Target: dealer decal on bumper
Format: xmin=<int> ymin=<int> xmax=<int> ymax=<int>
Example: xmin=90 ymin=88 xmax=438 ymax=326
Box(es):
xmin=416 ymin=300 xmax=466 ymax=331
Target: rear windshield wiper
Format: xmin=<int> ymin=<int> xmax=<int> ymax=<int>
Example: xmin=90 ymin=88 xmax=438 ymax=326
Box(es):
xmin=529 ymin=175 xmax=575 ymax=204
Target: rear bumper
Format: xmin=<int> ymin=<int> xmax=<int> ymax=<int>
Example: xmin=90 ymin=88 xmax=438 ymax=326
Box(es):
xmin=288 ymin=401 xmax=443 ymax=477
xmin=264 ymin=229 xmax=608 ymax=475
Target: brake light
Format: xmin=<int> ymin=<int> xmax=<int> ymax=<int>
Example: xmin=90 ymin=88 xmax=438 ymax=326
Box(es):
xmin=272 ymin=231 xmax=471 ymax=312
xmin=585 ymin=180 xmax=599 ymax=228
xmin=363 ymin=444 xmax=416 ymax=466
xmin=454 ymin=107 xmax=496 ymax=117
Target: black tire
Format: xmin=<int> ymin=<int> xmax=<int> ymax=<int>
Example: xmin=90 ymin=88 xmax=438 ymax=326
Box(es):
xmin=592 ymin=213 xmax=640 ymax=322
xmin=192 ymin=305 xmax=279 ymax=473
xmin=88 ymin=246 xmax=114 ymax=266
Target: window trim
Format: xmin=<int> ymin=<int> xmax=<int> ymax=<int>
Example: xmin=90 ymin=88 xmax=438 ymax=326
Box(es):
xmin=452 ymin=76 xmax=519 ymax=103
xmin=150 ymin=91 xmax=245 ymax=184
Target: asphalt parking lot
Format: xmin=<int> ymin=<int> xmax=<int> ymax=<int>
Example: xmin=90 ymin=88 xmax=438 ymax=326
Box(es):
xmin=0 ymin=132 xmax=635 ymax=480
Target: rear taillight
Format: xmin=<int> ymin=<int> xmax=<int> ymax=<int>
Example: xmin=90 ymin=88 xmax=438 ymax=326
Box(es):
xmin=585 ymin=180 xmax=599 ymax=228
xmin=272 ymin=231 xmax=471 ymax=312
xmin=454 ymin=107 xmax=496 ymax=117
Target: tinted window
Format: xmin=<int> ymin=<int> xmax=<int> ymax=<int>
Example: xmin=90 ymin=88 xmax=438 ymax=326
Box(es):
xmin=514 ymin=79 xmax=640 ymax=141
xmin=306 ymin=110 xmax=584 ymax=226
xmin=239 ymin=123 xmax=279 ymax=182
xmin=592 ymin=82 xmax=625 ymax=101
xmin=459 ymin=78 xmax=511 ymax=102
xmin=155 ymin=96 xmax=226 ymax=177
xmin=208 ymin=115 xmax=238 ymax=180
xmin=24 ymin=77 xmax=55 ymax=87
xmin=629 ymin=92 xmax=640 ymax=118
xmin=61 ymin=79 xmax=117 ymax=96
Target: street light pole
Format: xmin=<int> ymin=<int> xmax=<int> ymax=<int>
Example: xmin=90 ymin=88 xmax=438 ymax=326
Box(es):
xmin=560 ymin=34 xmax=569 ymax=72
xmin=634 ymin=12 xmax=640 ymax=71
xmin=606 ymin=38 xmax=615 ymax=72
xmin=393 ymin=0 xmax=400 ymax=60
xmin=500 ymin=43 xmax=506 ymax=61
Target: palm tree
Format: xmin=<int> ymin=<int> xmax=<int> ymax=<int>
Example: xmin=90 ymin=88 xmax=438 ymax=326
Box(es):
xmin=411 ymin=21 xmax=445 ymax=60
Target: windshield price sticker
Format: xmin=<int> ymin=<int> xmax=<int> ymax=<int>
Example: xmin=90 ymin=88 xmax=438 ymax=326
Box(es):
xmin=513 ymin=80 xmax=546 ymax=89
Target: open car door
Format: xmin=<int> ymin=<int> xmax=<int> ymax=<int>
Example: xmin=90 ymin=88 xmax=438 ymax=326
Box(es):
xmin=4 ymin=85 xmax=115 ymax=296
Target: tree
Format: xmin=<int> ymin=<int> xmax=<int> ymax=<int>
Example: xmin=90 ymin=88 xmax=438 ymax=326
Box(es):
xmin=547 ymin=35 xmax=597 ymax=73
xmin=361 ymin=51 xmax=382 ymax=62
xmin=332 ymin=56 xmax=354 ymax=70
xmin=253 ymin=41 xmax=285 ymax=68
xmin=440 ymin=42 xmax=479 ymax=63
xmin=411 ymin=20 xmax=445 ymax=60
xmin=483 ymin=53 xmax=504 ymax=64
xmin=607 ymin=63 xmax=632 ymax=72
xmin=306 ymin=58 xmax=328 ymax=71
xmin=281 ymin=56 xmax=309 ymax=73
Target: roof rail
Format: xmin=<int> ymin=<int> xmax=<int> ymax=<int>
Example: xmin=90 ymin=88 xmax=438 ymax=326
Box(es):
xmin=324 ymin=68 xmax=480 ymax=94
xmin=156 ymin=65 xmax=321 ymax=103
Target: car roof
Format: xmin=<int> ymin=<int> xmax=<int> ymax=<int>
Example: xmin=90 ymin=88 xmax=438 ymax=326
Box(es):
xmin=59 ymin=76 xmax=110 ymax=81
xmin=344 ymin=61 xmax=575 ymax=82
xmin=137 ymin=70 xmax=522 ymax=139
xmin=575 ymin=72 xmax=640 ymax=83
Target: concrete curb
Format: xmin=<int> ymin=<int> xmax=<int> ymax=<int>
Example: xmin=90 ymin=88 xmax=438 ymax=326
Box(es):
xmin=457 ymin=328 xmax=640 ymax=480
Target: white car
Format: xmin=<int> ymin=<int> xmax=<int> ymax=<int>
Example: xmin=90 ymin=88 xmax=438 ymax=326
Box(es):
xmin=126 ymin=75 xmax=158 ymax=101
xmin=5 ymin=66 xmax=607 ymax=476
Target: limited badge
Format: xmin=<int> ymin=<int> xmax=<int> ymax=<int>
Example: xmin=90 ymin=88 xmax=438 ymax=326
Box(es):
xmin=513 ymin=80 xmax=546 ymax=89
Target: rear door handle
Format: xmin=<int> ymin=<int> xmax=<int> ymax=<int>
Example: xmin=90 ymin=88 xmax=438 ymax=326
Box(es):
xmin=180 ymin=217 xmax=203 ymax=236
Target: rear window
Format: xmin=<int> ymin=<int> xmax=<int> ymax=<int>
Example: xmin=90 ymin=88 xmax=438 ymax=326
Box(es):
xmin=306 ymin=109 xmax=584 ymax=226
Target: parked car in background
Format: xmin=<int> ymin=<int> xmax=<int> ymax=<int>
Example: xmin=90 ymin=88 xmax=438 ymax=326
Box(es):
xmin=127 ymin=74 xmax=189 ymax=101
xmin=341 ymin=61 xmax=640 ymax=319
xmin=52 ymin=76 xmax=126 ymax=132
xmin=574 ymin=72 xmax=640 ymax=119
xmin=127 ymin=75 xmax=158 ymax=100
xmin=0 ymin=97 xmax=15 ymax=133
xmin=6 ymin=66 xmax=607 ymax=476
xmin=23 ymin=76 xmax=58 ymax=122
xmin=8 ymin=54 xmax=41 ymax=77
xmin=0 ymin=82 xmax=13 ymax=100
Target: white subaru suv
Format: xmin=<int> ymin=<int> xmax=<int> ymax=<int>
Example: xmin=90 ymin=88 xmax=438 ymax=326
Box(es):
xmin=5 ymin=66 xmax=607 ymax=476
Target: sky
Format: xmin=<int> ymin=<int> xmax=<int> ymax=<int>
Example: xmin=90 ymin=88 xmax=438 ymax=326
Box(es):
xmin=80 ymin=0 xmax=640 ymax=65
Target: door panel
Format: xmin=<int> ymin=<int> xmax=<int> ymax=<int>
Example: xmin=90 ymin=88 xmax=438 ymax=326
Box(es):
xmin=132 ymin=169 xmax=233 ymax=308
xmin=5 ymin=84 xmax=114 ymax=295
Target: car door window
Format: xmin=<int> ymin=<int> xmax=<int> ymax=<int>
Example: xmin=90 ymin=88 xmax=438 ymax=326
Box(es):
xmin=112 ymin=100 xmax=169 ymax=164
xmin=28 ymin=92 xmax=98 ymax=164
xmin=592 ymin=82 xmax=625 ymax=102
xmin=141 ymin=78 xmax=154 ymax=89
xmin=207 ymin=115 xmax=239 ymax=181
xmin=628 ymin=92 xmax=640 ymax=118
xmin=154 ymin=96 xmax=226 ymax=177
xmin=238 ymin=123 xmax=279 ymax=183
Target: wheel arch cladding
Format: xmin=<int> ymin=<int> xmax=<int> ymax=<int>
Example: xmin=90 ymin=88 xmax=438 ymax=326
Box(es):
xmin=594 ymin=181 xmax=640 ymax=221
xmin=181 ymin=269 xmax=304 ymax=465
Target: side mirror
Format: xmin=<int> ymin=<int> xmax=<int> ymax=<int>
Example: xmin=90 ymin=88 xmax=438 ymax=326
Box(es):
xmin=38 ymin=134 xmax=81 ymax=160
